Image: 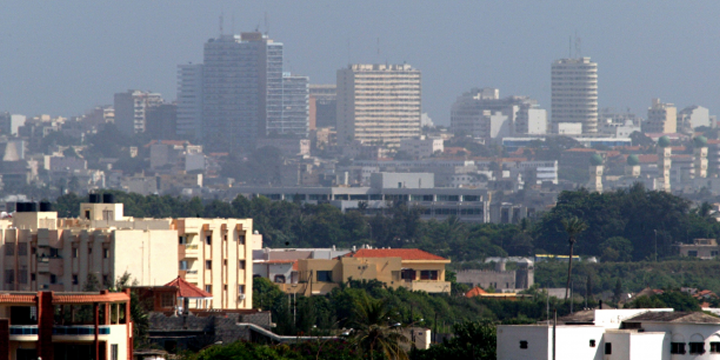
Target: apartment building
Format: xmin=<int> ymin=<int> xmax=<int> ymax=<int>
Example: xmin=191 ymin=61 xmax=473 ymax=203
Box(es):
xmin=113 ymin=90 xmax=164 ymax=136
xmin=176 ymin=63 xmax=204 ymax=140
xmin=0 ymin=195 xmax=259 ymax=310
xmin=201 ymin=33 xmax=283 ymax=152
xmin=275 ymin=73 xmax=309 ymax=138
xmin=0 ymin=290 xmax=133 ymax=360
xmin=451 ymin=88 xmax=544 ymax=138
xmin=337 ymin=64 xmax=421 ymax=147
xmin=643 ymin=98 xmax=677 ymax=134
xmin=399 ymin=136 xmax=444 ymax=158
xmin=309 ymin=84 xmax=337 ymax=130
xmin=551 ymin=57 xmax=598 ymax=134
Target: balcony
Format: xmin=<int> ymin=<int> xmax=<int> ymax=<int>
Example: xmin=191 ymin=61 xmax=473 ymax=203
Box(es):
xmin=184 ymin=244 xmax=199 ymax=258
xmin=37 ymin=257 xmax=50 ymax=273
xmin=9 ymin=325 xmax=38 ymax=341
xmin=406 ymin=280 xmax=451 ymax=294
xmin=53 ymin=326 xmax=110 ymax=335
xmin=185 ymin=269 xmax=198 ymax=282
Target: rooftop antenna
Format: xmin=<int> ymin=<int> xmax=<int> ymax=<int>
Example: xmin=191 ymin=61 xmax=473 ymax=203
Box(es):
xmin=264 ymin=12 xmax=269 ymax=35
xmin=574 ymin=31 xmax=582 ymax=57
xmin=219 ymin=13 xmax=224 ymax=36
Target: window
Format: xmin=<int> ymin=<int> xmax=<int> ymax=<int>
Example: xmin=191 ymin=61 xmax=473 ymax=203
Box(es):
xmin=205 ymin=285 xmax=212 ymax=293
xmin=710 ymin=342 xmax=720 ymax=353
xmin=689 ymin=342 xmax=705 ymax=355
xmin=88 ymin=247 xmax=92 ymax=255
xmin=49 ymin=248 xmax=59 ymax=258
xmin=604 ymin=343 xmax=612 ymax=355
xmin=50 ymin=274 xmax=57 ymax=284
xmin=239 ymin=285 xmax=245 ymax=294
xmin=103 ymin=249 xmax=110 ymax=259
xmin=316 ymin=271 xmax=332 ymax=282
xmin=72 ymin=275 xmax=78 ymax=285
xmin=274 ymin=275 xmax=286 ymax=283
xmin=17 ymin=244 xmax=27 ymax=256
xmin=239 ymin=260 xmax=246 ymax=270
xmin=31 ymin=274 xmax=35 ymax=282
xmin=671 ymin=342 xmax=686 ymax=354
xmin=223 ymin=285 xmax=228 ymax=290
xmin=224 ymin=235 xmax=228 ymax=241
xmin=205 ymin=235 xmax=212 ymax=245
xmin=401 ymin=269 xmax=416 ymax=281
xmin=223 ymin=259 xmax=227 ymax=266
xmin=420 ymin=270 xmax=438 ymax=280
xmin=161 ymin=293 xmax=174 ymax=308
xmin=72 ymin=247 xmax=78 ymax=258
xmin=688 ymin=250 xmax=698 ymax=257
xmin=713 ymin=251 xmax=719 ymax=257
xmin=239 ymin=235 xmax=245 ymax=245
xmin=519 ymin=340 xmax=528 ymax=349
xmin=111 ymin=344 xmax=118 ymax=360
xmin=179 ymin=261 xmax=188 ymax=270
xmin=178 ymin=236 xmax=186 ymax=245
xmin=589 ymin=339 xmax=596 ymax=347
xmin=205 ymin=260 xmax=212 ymax=270
xmin=103 ymin=275 xmax=109 ymax=284
xmin=85 ymin=210 xmax=90 ymax=219
xmin=5 ymin=243 xmax=14 ymax=256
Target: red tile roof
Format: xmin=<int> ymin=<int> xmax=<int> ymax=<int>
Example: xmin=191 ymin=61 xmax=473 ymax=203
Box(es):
xmin=53 ymin=292 xmax=130 ymax=304
xmin=465 ymin=287 xmax=488 ymax=298
xmin=165 ymin=276 xmax=212 ymax=299
xmin=348 ymin=248 xmax=447 ymax=261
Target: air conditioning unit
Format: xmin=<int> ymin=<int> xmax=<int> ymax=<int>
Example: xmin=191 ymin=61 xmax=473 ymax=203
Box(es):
xmin=238 ymin=294 xmax=246 ymax=301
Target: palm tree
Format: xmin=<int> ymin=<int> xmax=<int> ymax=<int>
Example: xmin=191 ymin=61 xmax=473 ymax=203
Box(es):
xmin=562 ymin=216 xmax=588 ymax=301
xmin=350 ymin=294 xmax=408 ymax=360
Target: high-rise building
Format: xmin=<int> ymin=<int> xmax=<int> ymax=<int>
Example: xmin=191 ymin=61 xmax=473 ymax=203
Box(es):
xmin=643 ymin=98 xmax=677 ymax=134
xmin=451 ymin=88 xmax=544 ymax=138
xmin=271 ymin=73 xmax=309 ymax=138
xmin=309 ymin=84 xmax=337 ymax=130
xmin=201 ymin=33 xmax=283 ymax=152
xmin=146 ymin=103 xmax=177 ymax=140
xmin=176 ymin=64 xmax=204 ymax=140
xmin=336 ymin=64 xmax=421 ymax=147
xmin=113 ymin=90 xmax=163 ymax=136
xmin=551 ymin=57 xmax=598 ymax=134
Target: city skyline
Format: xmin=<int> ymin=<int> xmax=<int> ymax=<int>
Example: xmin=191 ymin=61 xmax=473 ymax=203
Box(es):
xmin=2 ymin=1 xmax=720 ymax=125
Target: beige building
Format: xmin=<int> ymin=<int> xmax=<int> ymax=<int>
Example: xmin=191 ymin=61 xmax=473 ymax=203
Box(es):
xmin=551 ymin=57 xmax=598 ymax=134
xmin=643 ymin=98 xmax=677 ymax=134
xmin=678 ymin=238 xmax=720 ymax=259
xmin=336 ymin=64 xmax=421 ymax=147
xmin=279 ymin=248 xmax=450 ymax=295
xmin=0 ymin=197 xmax=259 ymax=310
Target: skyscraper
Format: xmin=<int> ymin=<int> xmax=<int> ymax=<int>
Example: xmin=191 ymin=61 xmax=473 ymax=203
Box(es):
xmin=274 ymin=73 xmax=309 ymax=138
xmin=336 ymin=64 xmax=421 ymax=147
xmin=176 ymin=63 xmax=204 ymax=140
xmin=551 ymin=57 xmax=598 ymax=134
xmin=201 ymin=33 xmax=283 ymax=152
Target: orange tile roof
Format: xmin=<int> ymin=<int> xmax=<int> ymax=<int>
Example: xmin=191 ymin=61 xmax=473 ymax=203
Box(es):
xmin=53 ymin=292 xmax=129 ymax=304
xmin=0 ymin=294 xmax=35 ymax=304
xmin=465 ymin=287 xmax=488 ymax=298
xmin=348 ymin=248 xmax=447 ymax=261
xmin=165 ymin=276 xmax=212 ymax=299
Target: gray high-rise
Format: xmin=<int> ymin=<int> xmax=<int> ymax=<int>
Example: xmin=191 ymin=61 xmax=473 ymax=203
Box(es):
xmin=200 ymin=33 xmax=283 ymax=152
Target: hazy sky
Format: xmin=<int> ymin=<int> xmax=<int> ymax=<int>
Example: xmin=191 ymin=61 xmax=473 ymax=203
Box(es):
xmin=2 ymin=1 xmax=720 ymax=126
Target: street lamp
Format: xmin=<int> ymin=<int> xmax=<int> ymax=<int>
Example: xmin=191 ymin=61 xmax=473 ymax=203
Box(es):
xmin=654 ymin=229 xmax=658 ymax=262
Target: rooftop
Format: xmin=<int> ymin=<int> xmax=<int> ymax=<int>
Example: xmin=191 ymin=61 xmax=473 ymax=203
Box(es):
xmin=625 ymin=311 xmax=720 ymax=324
xmin=165 ymin=276 xmax=212 ymax=299
xmin=348 ymin=248 xmax=448 ymax=261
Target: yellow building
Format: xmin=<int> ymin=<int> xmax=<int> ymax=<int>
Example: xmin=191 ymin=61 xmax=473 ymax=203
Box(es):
xmin=0 ymin=196 xmax=260 ymax=310
xmin=282 ymin=248 xmax=450 ymax=295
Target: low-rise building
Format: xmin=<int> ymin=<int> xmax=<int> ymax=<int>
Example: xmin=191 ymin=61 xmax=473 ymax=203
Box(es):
xmin=0 ymin=289 xmax=133 ymax=360
xmin=678 ymin=238 xmax=720 ymax=259
xmin=278 ymin=248 xmax=450 ymax=295
xmin=498 ymin=308 xmax=720 ymax=360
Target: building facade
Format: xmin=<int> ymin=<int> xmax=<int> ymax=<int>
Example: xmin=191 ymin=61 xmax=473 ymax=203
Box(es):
xmin=551 ymin=57 xmax=598 ymax=134
xmin=274 ymin=73 xmax=309 ymax=138
xmin=201 ymin=33 xmax=283 ymax=152
xmin=643 ymin=98 xmax=677 ymax=134
xmin=336 ymin=64 xmax=421 ymax=147
xmin=309 ymin=84 xmax=337 ymax=130
xmin=113 ymin=90 xmax=163 ymax=136
xmin=176 ymin=64 xmax=204 ymax=140
xmin=0 ymin=196 xmax=259 ymax=310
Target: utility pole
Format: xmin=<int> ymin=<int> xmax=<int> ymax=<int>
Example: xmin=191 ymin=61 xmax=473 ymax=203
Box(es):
xmin=552 ymin=309 xmax=557 ymax=360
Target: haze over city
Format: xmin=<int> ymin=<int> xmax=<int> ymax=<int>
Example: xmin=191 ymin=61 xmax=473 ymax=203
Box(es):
xmin=2 ymin=1 xmax=720 ymax=124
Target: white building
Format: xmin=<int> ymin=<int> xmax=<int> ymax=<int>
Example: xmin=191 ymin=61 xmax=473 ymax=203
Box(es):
xmin=643 ymin=98 xmax=677 ymax=134
xmin=551 ymin=57 xmax=598 ymax=134
xmin=497 ymin=308 xmax=720 ymax=360
xmin=678 ymin=105 xmax=710 ymax=134
xmin=400 ymin=136 xmax=444 ymax=158
xmin=276 ymin=73 xmax=309 ymax=138
xmin=337 ymin=64 xmax=422 ymax=147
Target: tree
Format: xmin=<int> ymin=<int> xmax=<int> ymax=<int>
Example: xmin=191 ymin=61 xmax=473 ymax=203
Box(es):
xmin=562 ymin=216 xmax=587 ymax=300
xmin=350 ymin=293 xmax=408 ymax=360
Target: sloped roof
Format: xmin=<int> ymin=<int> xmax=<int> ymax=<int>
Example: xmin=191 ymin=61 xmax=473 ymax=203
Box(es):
xmin=165 ymin=276 xmax=212 ymax=299
xmin=465 ymin=287 xmax=488 ymax=298
xmin=626 ymin=311 xmax=720 ymax=324
xmin=348 ymin=249 xmax=448 ymax=261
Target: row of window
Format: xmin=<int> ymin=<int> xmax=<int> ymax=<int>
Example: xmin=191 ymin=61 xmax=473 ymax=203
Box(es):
xmin=179 ymin=234 xmax=246 ymax=246
xmin=179 ymin=260 xmax=246 ymax=271
xmin=203 ymin=284 xmax=245 ymax=294
xmin=518 ymin=339 xmax=720 ymax=355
